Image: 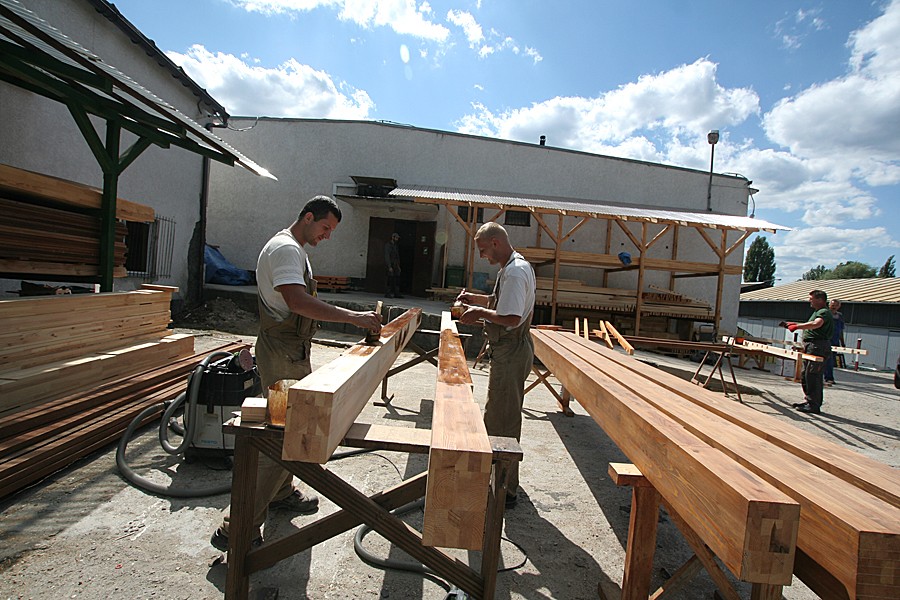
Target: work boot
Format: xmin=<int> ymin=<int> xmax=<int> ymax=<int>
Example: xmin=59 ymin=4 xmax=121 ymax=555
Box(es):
xmin=210 ymin=527 xmax=262 ymax=552
xmin=269 ymin=489 xmax=319 ymax=514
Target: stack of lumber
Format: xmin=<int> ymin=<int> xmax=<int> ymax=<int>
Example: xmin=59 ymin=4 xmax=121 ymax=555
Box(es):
xmin=313 ymin=275 xmax=350 ymax=292
xmin=0 ymin=285 xmax=192 ymax=414
xmin=0 ymin=163 xmax=154 ymax=279
xmin=520 ymin=246 xmax=743 ymax=276
xmin=0 ymin=340 xmax=250 ymax=500
xmin=532 ymin=330 xmax=900 ymax=599
xmin=641 ymin=284 xmax=712 ymax=319
xmin=534 ymin=277 xmax=637 ymax=311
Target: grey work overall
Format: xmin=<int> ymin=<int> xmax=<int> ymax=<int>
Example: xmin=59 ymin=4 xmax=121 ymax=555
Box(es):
xmin=482 ymin=277 xmax=533 ymax=497
xmin=222 ymin=276 xmax=318 ymax=535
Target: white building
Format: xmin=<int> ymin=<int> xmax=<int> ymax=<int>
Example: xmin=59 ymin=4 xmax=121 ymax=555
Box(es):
xmin=209 ymin=118 xmax=776 ymax=333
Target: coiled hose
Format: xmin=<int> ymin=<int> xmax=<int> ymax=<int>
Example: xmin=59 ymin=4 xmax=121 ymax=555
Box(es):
xmin=116 ymin=351 xmax=235 ymax=498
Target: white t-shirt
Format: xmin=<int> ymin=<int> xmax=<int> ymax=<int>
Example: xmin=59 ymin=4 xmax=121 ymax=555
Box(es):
xmin=256 ymin=229 xmax=312 ymax=321
xmin=494 ymin=251 xmax=535 ymax=328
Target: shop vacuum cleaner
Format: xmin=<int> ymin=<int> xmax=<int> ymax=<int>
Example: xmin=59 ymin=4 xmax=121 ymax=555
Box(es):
xmin=116 ymin=349 xmax=261 ymax=497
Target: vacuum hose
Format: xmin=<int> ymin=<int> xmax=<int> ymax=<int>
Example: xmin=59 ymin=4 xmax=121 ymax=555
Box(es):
xmin=116 ymin=351 xmax=236 ymax=498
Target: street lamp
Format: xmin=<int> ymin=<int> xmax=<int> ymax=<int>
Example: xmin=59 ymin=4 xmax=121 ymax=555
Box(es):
xmin=706 ymin=129 xmax=719 ymax=211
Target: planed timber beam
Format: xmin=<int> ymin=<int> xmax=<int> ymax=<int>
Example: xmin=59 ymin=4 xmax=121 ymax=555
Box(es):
xmin=282 ymin=308 xmax=421 ymax=463
xmin=422 ymin=312 xmax=493 ymax=550
xmin=531 ymin=329 xmax=799 ymax=585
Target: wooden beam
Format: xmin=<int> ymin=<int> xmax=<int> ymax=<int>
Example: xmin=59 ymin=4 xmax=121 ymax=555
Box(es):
xmin=604 ymin=320 xmax=634 ymax=354
xmin=423 ymin=312 xmax=493 ymax=550
xmin=531 ymin=330 xmax=799 ymax=584
xmin=282 ymin=308 xmax=421 ymax=463
xmin=561 ymin=332 xmax=900 ymax=600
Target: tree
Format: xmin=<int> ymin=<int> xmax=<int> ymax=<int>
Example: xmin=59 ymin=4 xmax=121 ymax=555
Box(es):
xmin=802 ymin=265 xmax=829 ymax=280
xmin=826 ymin=261 xmax=876 ymax=279
xmin=878 ymin=255 xmax=896 ymax=278
xmin=743 ymin=237 xmax=776 ymax=283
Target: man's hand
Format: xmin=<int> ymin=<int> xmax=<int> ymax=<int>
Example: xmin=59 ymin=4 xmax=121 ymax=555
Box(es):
xmin=787 ymin=322 xmax=800 ymax=332
xmin=780 ymin=321 xmax=796 ymax=329
xmin=458 ymin=306 xmax=482 ymax=325
xmin=356 ymin=311 xmax=382 ymax=333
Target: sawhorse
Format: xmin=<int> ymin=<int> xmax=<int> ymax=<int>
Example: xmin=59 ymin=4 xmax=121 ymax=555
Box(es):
xmin=690 ymin=347 xmax=742 ymax=402
xmin=525 ymin=363 xmax=574 ymax=416
xmin=600 ymin=463 xmax=784 ymax=600
xmin=223 ymin=418 xmax=522 ymax=600
xmin=380 ymin=329 xmax=471 ymax=401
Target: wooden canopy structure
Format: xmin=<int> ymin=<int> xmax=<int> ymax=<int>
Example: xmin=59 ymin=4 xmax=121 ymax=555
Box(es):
xmin=0 ymin=0 xmax=272 ymax=290
xmin=391 ymin=185 xmax=790 ymax=335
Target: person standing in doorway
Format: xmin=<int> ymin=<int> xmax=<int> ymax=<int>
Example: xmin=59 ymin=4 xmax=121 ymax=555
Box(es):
xmin=211 ymin=195 xmax=382 ymax=552
xmin=384 ymin=232 xmax=402 ymax=298
xmin=823 ymin=299 xmax=845 ymax=386
xmin=457 ymin=222 xmax=535 ymax=508
xmin=782 ymin=289 xmax=834 ymax=415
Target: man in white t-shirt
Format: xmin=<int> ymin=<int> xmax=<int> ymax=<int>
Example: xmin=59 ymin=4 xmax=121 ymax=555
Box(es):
xmin=212 ymin=195 xmax=382 ymax=552
xmin=457 ymin=222 xmax=535 ymax=508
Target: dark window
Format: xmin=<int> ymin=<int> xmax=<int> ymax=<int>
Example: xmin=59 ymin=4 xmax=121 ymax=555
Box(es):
xmin=457 ymin=206 xmax=484 ymax=223
xmin=504 ymin=210 xmax=531 ymax=227
xmin=126 ymin=215 xmax=175 ymax=280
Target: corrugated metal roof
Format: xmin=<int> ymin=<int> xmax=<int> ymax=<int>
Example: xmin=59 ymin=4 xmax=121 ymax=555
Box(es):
xmin=740 ymin=278 xmax=900 ymax=303
xmin=391 ymin=185 xmax=790 ymax=233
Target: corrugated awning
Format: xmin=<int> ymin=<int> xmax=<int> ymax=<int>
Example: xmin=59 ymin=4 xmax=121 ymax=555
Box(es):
xmin=741 ymin=279 xmax=900 ymax=303
xmin=0 ymin=0 xmax=274 ymax=179
xmin=391 ymin=185 xmax=789 ymax=233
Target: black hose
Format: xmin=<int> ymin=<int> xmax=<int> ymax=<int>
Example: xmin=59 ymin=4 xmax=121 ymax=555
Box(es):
xmin=115 ymin=351 xmax=235 ymax=498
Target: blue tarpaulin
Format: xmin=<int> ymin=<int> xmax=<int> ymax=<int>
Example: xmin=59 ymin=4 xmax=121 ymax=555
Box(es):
xmin=204 ymin=244 xmax=254 ymax=285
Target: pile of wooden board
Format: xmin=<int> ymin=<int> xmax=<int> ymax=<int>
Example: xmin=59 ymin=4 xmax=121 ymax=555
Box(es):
xmin=313 ymin=275 xmax=350 ymax=292
xmin=0 ymin=285 xmax=208 ymax=498
xmin=0 ymin=163 xmax=154 ymax=279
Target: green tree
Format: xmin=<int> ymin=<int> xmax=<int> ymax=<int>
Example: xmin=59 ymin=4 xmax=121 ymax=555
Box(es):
xmin=802 ymin=265 xmax=829 ymax=280
xmin=878 ymin=255 xmax=896 ymax=278
xmin=825 ymin=261 xmax=876 ymax=279
xmin=743 ymin=237 xmax=776 ymax=283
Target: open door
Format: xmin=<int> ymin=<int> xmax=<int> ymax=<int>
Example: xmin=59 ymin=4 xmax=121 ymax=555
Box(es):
xmin=365 ymin=217 xmax=435 ymax=297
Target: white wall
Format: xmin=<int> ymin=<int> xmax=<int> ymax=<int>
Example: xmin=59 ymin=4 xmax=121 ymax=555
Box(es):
xmin=209 ymin=119 xmax=751 ymax=330
xmin=0 ymin=0 xmax=212 ymax=301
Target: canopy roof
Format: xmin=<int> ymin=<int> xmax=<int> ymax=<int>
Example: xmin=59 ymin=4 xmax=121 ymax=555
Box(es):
xmin=0 ymin=0 xmax=273 ymax=179
xmin=391 ymin=185 xmax=789 ymax=233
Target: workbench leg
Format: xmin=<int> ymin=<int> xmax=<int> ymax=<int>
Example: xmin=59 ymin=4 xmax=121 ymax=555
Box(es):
xmin=225 ymin=435 xmax=260 ymax=600
xmin=620 ymin=484 xmax=661 ymax=600
xmin=480 ymin=459 xmax=512 ymax=600
xmin=724 ymin=355 xmax=742 ymax=403
xmin=749 ymin=583 xmax=783 ymax=600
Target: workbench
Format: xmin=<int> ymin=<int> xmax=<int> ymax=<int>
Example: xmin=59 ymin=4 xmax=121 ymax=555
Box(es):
xmin=222 ymin=417 xmax=522 ymax=600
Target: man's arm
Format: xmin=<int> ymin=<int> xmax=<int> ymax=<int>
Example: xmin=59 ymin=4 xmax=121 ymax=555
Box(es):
xmin=458 ymin=305 xmax=520 ymax=328
xmin=456 ymin=289 xmax=492 ymax=308
xmin=781 ymin=317 xmax=825 ymax=332
xmin=278 ymin=283 xmax=381 ymax=331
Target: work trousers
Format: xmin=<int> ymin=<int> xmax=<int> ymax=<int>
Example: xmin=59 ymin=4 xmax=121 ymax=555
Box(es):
xmin=801 ymin=339 xmax=831 ymax=410
xmin=221 ymin=306 xmax=314 ymax=536
xmin=483 ymin=327 xmax=533 ymax=496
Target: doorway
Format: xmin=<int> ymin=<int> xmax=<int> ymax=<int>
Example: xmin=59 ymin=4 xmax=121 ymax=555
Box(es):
xmin=365 ymin=217 xmax=435 ymax=297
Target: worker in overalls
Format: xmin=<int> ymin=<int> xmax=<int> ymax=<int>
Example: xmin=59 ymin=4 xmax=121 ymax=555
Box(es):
xmin=211 ymin=195 xmax=382 ymax=551
xmin=457 ymin=222 xmax=535 ymax=508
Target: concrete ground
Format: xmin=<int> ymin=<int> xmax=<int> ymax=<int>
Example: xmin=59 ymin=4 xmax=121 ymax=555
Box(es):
xmin=0 ymin=299 xmax=897 ymax=600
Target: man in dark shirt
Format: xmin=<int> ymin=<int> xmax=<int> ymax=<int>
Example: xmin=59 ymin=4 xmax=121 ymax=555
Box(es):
xmin=384 ymin=233 xmax=402 ymax=298
xmin=781 ymin=289 xmax=834 ymax=414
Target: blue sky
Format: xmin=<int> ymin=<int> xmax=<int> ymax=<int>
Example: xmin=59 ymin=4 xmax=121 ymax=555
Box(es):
xmin=109 ymin=0 xmax=900 ymax=283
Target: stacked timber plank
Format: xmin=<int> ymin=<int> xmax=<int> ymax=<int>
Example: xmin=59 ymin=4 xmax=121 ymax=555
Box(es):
xmin=532 ymin=329 xmax=900 ymax=599
xmin=312 ymin=275 xmax=350 ymax=292
xmin=0 ymin=284 xmax=226 ymax=500
xmin=0 ymin=340 xmax=250 ymax=500
xmin=0 ymin=286 xmax=191 ymax=412
xmin=422 ymin=312 xmax=492 ymax=550
xmin=0 ymin=163 xmax=154 ymax=279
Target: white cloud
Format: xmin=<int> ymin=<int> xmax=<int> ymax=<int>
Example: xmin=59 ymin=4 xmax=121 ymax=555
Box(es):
xmin=455 ymin=58 xmax=758 ymax=161
xmin=166 ymin=45 xmax=374 ymax=118
xmin=763 ymin=0 xmax=900 ymax=186
xmin=446 ymin=9 xmax=483 ymax=47
xmin=771 ymin=226 xmax=900 ymax=281
xmin=231 ymin=0 xmax=450 ymax=42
